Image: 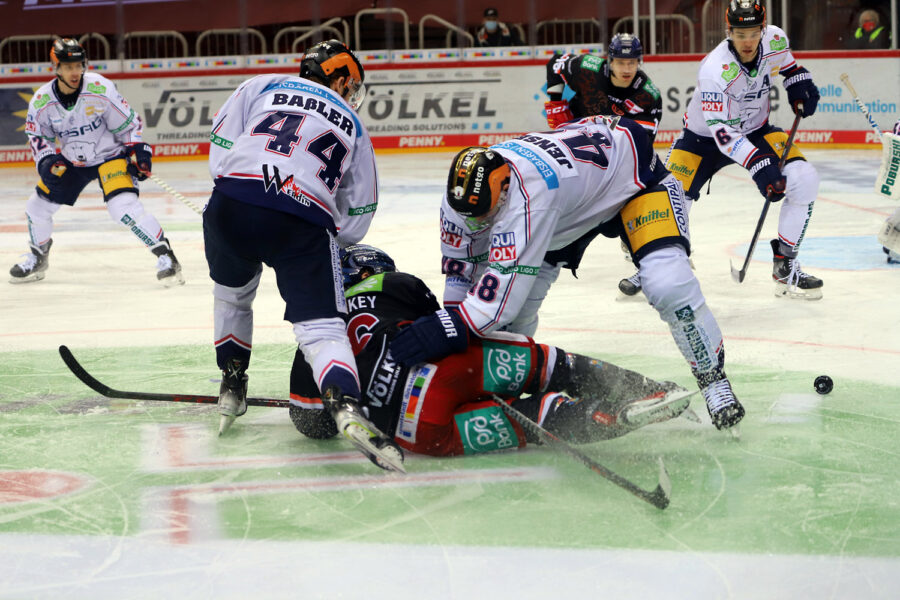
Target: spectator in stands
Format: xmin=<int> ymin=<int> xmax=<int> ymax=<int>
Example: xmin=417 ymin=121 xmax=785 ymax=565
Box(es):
xmin=848 ymin=8 xmax=891 ymax=49
xmin=476 ymin=7 xmax=522 ymax=47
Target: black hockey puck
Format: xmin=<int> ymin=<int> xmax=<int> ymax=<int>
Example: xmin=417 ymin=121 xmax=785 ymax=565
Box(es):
xmin=814 ymin=375 xmax=833 ymax=395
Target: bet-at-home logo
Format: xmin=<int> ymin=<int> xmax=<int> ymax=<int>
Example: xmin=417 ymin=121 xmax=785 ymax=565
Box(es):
xmin=482 ymin=341 xmax=530 ymax=394
xmin=454 ymin=405 xmax=519 ymax=454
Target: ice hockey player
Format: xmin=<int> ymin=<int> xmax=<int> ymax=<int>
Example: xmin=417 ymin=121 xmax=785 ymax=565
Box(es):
xmin=545 ymin=33 xmax=661 ymax=140
xmin=10 ymin=38 xmax=182 ymax=285
xmin=287 ymin=244 xmax=695 ymax=457
xmin=545 ymin=33 xmax=663 ymax=297
xmin=203 ymin=40 xmax=402 ymax=471
xmin=393 ymin=116 xmax=743 ymax=430
xmin=666 ymin=0 xmax=823 ymax=299
xmin=875 ymin=120 xmax=900 ymax=264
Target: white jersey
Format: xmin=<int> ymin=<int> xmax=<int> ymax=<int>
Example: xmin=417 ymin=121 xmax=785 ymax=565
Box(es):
xmin=441 ymin=116 xmax=666 ymax=335
xmin=24 ymin=72 xmax=144 ymax=168
xmin=683 ymin=25 xmax=799 ymax=167
xmin=209 ymin=74 xmax=378 ymax=245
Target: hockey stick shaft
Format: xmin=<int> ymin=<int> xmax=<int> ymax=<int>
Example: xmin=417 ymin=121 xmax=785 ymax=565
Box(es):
xmin=492 ymin=395 xmax=670 ymax=509
xmin=839 ymin=73 xmax=883 ymax=136
xmin=128 ymin=153 xmax=204 ymax=215
xmin=148 ymin=173 xmax=204 ymax=215
xmin=730 ymin=111 xmax=803 ymax=283
xmin=58 ymin=345 xmax=291 ymax=408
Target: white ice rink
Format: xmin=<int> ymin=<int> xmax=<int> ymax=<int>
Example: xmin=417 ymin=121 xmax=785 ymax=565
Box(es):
xmin=1 ymin=149 xmax=899 ymax=599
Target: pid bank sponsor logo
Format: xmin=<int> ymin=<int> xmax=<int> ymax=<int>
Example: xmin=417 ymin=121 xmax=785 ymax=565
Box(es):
xmin=482 ymin=340 xmax=530 ymax=394
xmin=455 ymin=406 xmax=519 ymax=454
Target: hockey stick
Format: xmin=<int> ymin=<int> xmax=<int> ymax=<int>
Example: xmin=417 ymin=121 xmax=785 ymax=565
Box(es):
xmin=729 ymin=110 xmax=803 ymax=283
xmin=127 ymin=153 xmax=205 ymax=215
xmin=147 ymin=173 xmax=204 ymax=215
xmin=492 ymin=395 xmax=671 ymax=510
xmin=58 ymin=345 xmax=290 ymax=408
xmin=839 ymin=73 xmax=883 ymax=136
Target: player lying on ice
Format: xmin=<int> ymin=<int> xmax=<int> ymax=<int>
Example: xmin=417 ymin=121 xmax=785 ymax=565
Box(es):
xmin=284 ymin=244 xmax=695 ymax=463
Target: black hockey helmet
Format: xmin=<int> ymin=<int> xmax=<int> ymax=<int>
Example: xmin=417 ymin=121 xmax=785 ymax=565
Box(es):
xmin=341 ymin=244 xmax=396 ymax=289
xmin=50 ymin=38 xmax=87 ymax=68
xmin=299 ymin=39 xmax=365 ymax=108
xmin=608 ymin=33 xmax=643 ymax=60
xmin=446 ymin=147 xmax=510 ymax=219
xmin=726 ymin=0 xmax=766 ymax=29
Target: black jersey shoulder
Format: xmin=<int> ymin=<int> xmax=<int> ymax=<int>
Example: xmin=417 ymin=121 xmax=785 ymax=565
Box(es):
xmin=344 ymin=271 xmax=440 ymax=321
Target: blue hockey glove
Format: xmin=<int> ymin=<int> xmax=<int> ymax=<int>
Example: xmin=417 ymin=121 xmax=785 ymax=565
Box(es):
xmin=389 ymin=308 xmax=469 ymax=367
xmin=126 ymin=142 xmax=153 ymax=180
xmin=37 ymin=154 xmax=70 ymax=196
xmin=783 ymin=67 xmax=819 ymax=118
xmin=748 ymin=152 xmax=786 ymax=202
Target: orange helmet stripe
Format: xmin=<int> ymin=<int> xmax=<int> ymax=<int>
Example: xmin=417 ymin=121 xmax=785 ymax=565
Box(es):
xmin=320 ymin=53 xmax=361 ymax=81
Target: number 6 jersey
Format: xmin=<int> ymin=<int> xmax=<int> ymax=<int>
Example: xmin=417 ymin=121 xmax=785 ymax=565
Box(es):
xmin=441 ymin=116 xmax=667 ymax=335
xmin=208 ymin=74 xmax=378 ymax=246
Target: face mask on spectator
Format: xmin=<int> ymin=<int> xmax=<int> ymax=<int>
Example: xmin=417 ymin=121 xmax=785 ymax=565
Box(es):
xmin=485 ymin=20 xmax=498 ymax=33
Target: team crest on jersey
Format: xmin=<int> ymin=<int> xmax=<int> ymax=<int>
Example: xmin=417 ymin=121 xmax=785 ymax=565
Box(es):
xmin=489 ymin=232 xmax=516 ymax=261
xmin=700 ymin=91 xmax=724 ymax=112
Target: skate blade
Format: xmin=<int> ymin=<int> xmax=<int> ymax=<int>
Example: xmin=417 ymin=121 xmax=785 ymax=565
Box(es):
xmin=680 ymin=406 xmax=702 ymax=423
xmin=218 ymin=414 xmax=236 ymax=436
xmin=774 ymin=284 xmax=823 ymax=301
xmin=343 ymin=423 xmax=406 ymax=474
xmin=159 ymin=271 xmax=186 ymax=287
xmin=9 ymin=272 xmax=46 ymax=284
xmin=622 ymin=389 xmax=698 ymax=426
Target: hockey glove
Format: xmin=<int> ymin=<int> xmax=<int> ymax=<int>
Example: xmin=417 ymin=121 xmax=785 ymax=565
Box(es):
xmin=126 ymin=142 xmax=153 ymax=180
xmin=783 ymin=67 xmax=819 ymax=118
xmin=544 ymin=100 xmax=574 ymax=129
xmin=37 ymin=154 xmax=71 ymax=196
xmin=389 ymin=308 xmax=469 ymax=367
xmin=748 ymin=152 xmax=786 ymax=201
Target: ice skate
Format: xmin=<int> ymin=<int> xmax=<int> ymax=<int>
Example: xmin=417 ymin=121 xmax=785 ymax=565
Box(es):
xmin=152 ymin=237 xmax=185 ymax=287
xmin=617 ymin=271 xmax=642 ymax=296
xmin=701 ymin=378 xmax=744 ymax=430
xmin=217 ymin=358 xmax=248 ymax=436
xmin=322 ymin=386 xmax=405 ymax=473
xmin=884 ymin=246 xmax=900 ymax=265
xmin=771 ymin=239 xmax=823 ymax=300
xmin=9 ymin=239 xmax=52 ymax=284
xmin=587 ymin=387 xmax=695 ymax=438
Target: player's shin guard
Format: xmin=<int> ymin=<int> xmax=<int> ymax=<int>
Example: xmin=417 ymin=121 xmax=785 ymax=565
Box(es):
xmin=641 ymin=246 xmax=744 ymax=429
xmin=775 ymin=161 xmax=823 ymax=299
xmin=293 ymin=318 xmax=361 ymax=400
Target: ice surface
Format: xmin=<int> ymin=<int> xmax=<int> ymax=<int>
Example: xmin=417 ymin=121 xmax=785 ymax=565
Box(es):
xmin=1 ymin=149 xmax=898 ymax=599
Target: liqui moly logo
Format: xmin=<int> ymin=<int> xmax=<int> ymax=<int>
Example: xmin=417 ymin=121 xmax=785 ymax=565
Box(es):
xmin=700 ymin=91 xmax=724 ymax=112
xmin=489 ymin=232 xmax=516 ymax=261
